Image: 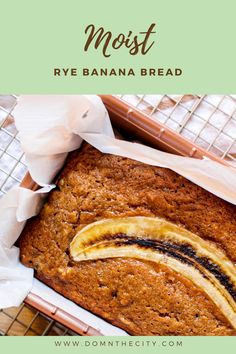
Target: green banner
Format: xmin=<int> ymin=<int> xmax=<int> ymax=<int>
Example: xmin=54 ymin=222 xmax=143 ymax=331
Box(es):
xmin=0 ymin=0 xmax=235 ymax=93
xmin=1 ymin=336 xmax=236 ymax=354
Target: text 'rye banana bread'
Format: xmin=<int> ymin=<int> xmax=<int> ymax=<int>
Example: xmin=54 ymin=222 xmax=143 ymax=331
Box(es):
xmin=20 ymin=143 xmax=236 ymax=335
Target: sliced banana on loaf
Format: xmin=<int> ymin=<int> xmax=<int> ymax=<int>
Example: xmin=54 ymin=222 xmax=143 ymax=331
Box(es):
xmin=70 ymin=216 xmax=236 ymax=329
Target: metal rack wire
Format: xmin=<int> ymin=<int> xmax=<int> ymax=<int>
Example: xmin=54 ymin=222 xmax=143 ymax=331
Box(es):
xmin=117 ymin=95 xmax=236 ymax=165
xmin=0 ymin=95 xmax=27 ymax=198
xmin=1 ymin=94 xmax=236 ymax=335
xmin=0 ymin=305 xmax=77 ymax=336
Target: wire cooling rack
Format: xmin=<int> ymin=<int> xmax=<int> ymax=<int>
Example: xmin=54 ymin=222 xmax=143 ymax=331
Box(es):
xmin=0 ymin=95 xmax=27 ymax=198
xmin=0 ymin=305 xmax=77 ymax=336
xmin=0 ymin=94 xmax=236 ymax=336
xmin=117 ymin=95 xmax=236 ymax=165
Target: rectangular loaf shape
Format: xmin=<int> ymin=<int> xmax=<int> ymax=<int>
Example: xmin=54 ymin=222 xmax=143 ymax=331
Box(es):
xmin=20 ymin=143 xmax=236 ymax=335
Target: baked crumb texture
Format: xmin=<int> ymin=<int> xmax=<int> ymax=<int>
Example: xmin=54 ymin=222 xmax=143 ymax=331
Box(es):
xmin=20 ymin=143 xmax=236 ymax=335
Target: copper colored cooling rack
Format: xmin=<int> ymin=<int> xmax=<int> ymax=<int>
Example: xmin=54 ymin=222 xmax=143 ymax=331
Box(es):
xmin=0 ymin=305 xmax=77 ymax=336
xmin=0 ymin=94 xmax=236 ymax=336
xmin=102 ymin=95 xmax=236 ymax=166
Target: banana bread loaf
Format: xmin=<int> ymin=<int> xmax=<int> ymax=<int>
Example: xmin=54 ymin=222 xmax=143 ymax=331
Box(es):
xmin=20 ymin=143 xmax=236 ymax=335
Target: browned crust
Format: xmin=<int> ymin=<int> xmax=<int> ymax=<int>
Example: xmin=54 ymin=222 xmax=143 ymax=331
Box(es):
xmin=20 ymin=143 xmax=236 ymax=335
xmin=33 ymin=259 xmax=235 ymax=336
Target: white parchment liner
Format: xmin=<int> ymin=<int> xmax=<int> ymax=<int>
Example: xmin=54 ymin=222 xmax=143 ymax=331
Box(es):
xmin=0 ymin=95 xmax=236 ymax=335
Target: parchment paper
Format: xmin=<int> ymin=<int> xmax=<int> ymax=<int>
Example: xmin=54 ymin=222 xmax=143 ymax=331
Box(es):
xmin=1 ymin=94 xmax=236 ymax=335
